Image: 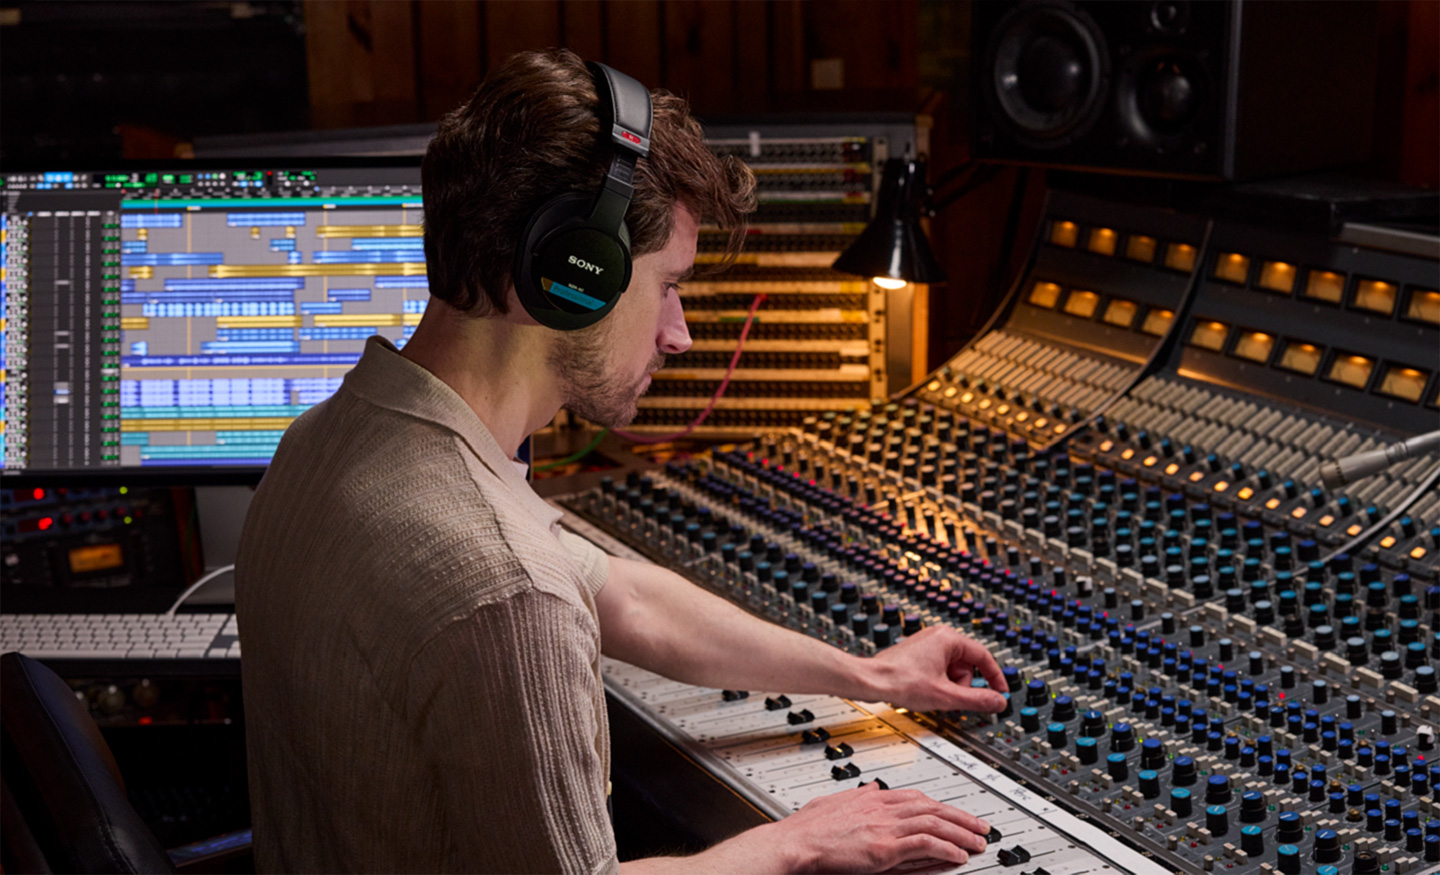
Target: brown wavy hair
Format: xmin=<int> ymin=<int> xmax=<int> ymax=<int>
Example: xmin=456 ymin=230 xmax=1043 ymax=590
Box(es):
xmin=421 ymin=48 xmax=757 ymax=316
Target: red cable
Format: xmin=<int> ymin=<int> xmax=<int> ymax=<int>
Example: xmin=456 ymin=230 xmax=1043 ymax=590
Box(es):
xmin=611 ymin=293 xmax=768 ymax=444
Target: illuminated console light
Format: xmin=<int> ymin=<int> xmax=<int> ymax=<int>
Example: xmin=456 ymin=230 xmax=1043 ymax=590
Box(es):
xmin=1126 ymin=235 xmax=1157 ymax=263
xmin=1353 ymin=279 xmax=1397 ymax=315
xmin=961 ymin=392 xmax=974 ymax=403
xmin=1050 ymin=221 xmax=1079 ymax=248
xmin=1103 ymin=299 xmax=1138 ymax=328
xmin=1328 ymin=354 xmax=1374 ymax=389
xmin=1035 ymin=418 xmax=1049 ymax=429
xmin=1141 ymin=308 xmax=1175 ymax=336
xmin=997 ymin=404 xmax=1011 ymax=415
xmin=1190 ymin=321 xmax=1229 ymax=351
xmin=1406 ymin=289 xmax=1439 ymax=325
xmin=1291 ymin=507 xmax=1308 ymax=519
xmin=1380 ymin=536 xmax=1398 ymax=549
xmin=1305 ymin=270 xmax=1345 ymax=303
xmin=1015 ymin=411 xmax=1029 ymax=422
xmin=1265 ymin=498 xmax=1282 ymax=510
xmin=927 ymin=380 xmax=941 ymax=391
xmin=1214 ymin=252 xmax=1250 ymax=284
xmin=979 ymin=399 xmax=993 ymax=410
xmin=1165 ymin=243 xmax=1197 ymax=272
xmin=1345 ymin=524 xmax=1362 ymax=537
xmin=1317 ymin=514 xmax=1335 ymax=527
xmin=1121 ymin=448 xmax=1136 ymax=461
xmin=1029 ymin=281 xmax=1063 ymax=308
xmin=944 ymin=387 xmax=958 ymax=398
xmin=1412 ymin=547 xmax=1428 ymax=560
xmin=1064 ymin=290 xmax=1101 ymax=318
xmin=1258 ymin=261 xmax=1297 ymax=293
xmin=1088 ymin=227 xmax=1118 ymax=256
xmin=1189 ymin=471 xmax=1206 ymax=483
xmin=1054 ymin=424 xmax=1066 ymax=434
xmin=1233 ymin=331 xmax=1274 ymax=363
xmin=1237 ymin=487 xmax=1254 ymax=500
xmin=1143 ymin=456 xmax=1159 ymax=467
xmin=1213 ymin=481 xmax=1230 ymax=493
xmin=1164 ymin=463 xmax=1180 ymax=476
xmin=1378 ymin=367 xmax=1428 ymax=403
xmin=1099 ymin=440 xmax=1115 ymax=452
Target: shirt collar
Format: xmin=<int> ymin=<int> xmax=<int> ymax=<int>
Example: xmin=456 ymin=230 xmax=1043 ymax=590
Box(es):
xmin=342 ymin=336 xmax=561 ymax=529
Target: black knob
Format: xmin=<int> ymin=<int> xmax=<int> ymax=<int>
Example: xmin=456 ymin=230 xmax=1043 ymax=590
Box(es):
xmin=1171 ymin=787 xmax=1193 ymax=817
xmin=1110 ymin=722 xmax=1135 ymax=752
xmin=1206 ymin=804 xmax=1229 ymax=836
xmin=1313 ymin=828 xmax=1341 ymax=864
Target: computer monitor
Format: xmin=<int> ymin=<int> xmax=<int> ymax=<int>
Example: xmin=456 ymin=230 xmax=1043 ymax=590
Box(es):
xmin=2 ymin=160 xmax=428 ymax=483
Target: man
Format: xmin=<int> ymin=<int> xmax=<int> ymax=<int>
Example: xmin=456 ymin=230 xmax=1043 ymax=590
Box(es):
xmin=236 ymin=49 xmax=1008 ymax=873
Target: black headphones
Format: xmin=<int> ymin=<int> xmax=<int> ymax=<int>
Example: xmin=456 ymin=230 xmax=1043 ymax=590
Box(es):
xmin=512 ymin=61 xmax=653 ymax=331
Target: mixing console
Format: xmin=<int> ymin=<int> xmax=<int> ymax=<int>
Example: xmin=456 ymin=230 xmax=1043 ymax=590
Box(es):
xmin=556 ymin=191 xmax=1440 ymax=873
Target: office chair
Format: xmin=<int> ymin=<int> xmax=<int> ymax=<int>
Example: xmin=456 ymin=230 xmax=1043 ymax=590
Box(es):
xmin=1 ymin=651 xmax=252 ymax=873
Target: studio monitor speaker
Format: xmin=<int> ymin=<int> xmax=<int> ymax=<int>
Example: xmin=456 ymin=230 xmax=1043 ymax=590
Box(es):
xmin=972 ymin=0 xmax=1378 ymax=180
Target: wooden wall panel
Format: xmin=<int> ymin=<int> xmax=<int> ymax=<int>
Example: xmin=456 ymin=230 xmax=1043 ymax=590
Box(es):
xmin=662 ymin=0 xmax=737 ymax=114
xmin=417 ymin=1 xmax=483 ymax=120
xmin=803 ymin=0 xmax=918 ymax=92
xmin=305 ymin=0 xmax=419 ymax=128
xmin=605 ymin=1 xmax=662 ymax=90
xmin=734 ymin=1 xmax=771 ymax=103
xmin=562 ymin=0 xmax=605 ymax=64
xmin=768 ymin=0 xmax=808 ymax=95
xmin=485 ymin=0 xmax=562 ymax=73
xmin=1399 ymin=0 xmax=1439 ymax=187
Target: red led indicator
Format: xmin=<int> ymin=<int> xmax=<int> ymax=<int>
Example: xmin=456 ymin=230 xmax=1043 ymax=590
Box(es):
xmin=31 ymin=488 xmax=44 ymax=500
xmin=621 ymin=131 xmax=642 ymax=145
xmin=38 ymin=517 xmax=53 ymax=531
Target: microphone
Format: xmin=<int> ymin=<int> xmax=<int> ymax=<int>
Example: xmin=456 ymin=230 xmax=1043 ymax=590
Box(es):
xmin=1319 ymin=429 xmax=1440 ymax=491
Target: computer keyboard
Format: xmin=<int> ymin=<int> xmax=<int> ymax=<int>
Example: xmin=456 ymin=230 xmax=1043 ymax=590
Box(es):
xmin=0 ymin=613 xmax=239 ymax=661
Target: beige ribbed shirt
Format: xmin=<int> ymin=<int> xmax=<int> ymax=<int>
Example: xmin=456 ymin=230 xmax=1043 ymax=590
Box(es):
xmin=236 ymin=336 xmax=617 ymax=874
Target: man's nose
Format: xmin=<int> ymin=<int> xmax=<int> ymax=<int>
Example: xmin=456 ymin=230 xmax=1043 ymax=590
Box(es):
xmin=657 ymin=290 xmax=691 ymax=355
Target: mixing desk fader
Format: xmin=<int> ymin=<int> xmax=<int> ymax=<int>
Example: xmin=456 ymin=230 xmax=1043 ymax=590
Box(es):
xmin=558 ymin=192 xmax=1440 ymax=874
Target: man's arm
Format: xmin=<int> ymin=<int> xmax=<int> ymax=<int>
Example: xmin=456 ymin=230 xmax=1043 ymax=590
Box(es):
xmin=594 ymin=555 xmax=1008 ymax=719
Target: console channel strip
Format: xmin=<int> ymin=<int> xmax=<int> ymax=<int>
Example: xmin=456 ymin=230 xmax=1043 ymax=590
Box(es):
xmin=619 ymin=127 xmax=920 ymax=437
xmin=558 ymin=508 xmax=1162 ymax=875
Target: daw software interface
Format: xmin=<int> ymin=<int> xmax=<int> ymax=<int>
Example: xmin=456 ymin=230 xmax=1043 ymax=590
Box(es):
xmin=1 ymin=163 xmax=426 ymax=475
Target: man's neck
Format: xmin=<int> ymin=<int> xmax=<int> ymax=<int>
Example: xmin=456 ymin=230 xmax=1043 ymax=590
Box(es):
xmin=399 ymin=300 xmax=560 ymax=457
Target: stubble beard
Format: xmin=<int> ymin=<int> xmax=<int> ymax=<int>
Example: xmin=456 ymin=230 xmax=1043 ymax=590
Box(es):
xmin=550 ymin=321 xmax=664 ymax=429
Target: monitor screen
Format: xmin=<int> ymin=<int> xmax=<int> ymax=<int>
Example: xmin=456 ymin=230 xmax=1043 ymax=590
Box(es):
xmin=2 ymin=161 xmax=426 ymax=480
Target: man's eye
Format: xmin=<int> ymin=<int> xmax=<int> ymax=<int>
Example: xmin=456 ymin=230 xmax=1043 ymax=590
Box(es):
xmin=666 ymin=283 xmax=683 ymax=296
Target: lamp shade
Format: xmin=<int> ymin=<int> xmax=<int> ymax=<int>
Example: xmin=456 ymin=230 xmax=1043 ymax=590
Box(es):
xmin=832 ymin=157 xmax=948 ymax=286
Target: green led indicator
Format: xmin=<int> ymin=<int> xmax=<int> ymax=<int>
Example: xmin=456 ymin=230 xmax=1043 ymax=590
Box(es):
xmin=180 ymin=174 xmax=192 ymax=183
xmin=143 ymin=173 xmax=158 ymax=185
xmin=161 ymin=174 xmax=175 ymax=184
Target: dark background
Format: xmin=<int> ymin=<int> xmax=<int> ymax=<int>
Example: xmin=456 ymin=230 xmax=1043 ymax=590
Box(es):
xmin=2 ymin=0 xmax=1435 ymax=369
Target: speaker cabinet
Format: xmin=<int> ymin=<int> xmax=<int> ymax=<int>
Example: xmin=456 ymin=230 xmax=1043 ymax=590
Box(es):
xmin=972 ymin=0 xmax=1378 ymax=180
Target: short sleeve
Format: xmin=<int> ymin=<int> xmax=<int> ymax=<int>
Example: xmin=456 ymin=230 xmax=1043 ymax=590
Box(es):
xmin=406 ymin=588 xmax=618 ymax=874
xmin=557 ymin=528 xmax=611 ymax=598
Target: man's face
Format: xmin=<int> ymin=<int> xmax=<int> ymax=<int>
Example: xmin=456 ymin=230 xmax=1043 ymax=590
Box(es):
xmin=549 ymin=205 xmax=695 ymax=428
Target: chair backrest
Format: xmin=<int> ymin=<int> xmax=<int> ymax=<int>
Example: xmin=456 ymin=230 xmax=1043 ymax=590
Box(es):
xmin=1 ymin=651 xmax=179 ymax=874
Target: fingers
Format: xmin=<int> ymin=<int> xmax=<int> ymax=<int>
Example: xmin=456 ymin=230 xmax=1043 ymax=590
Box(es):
xmin=887 ymin=790 xmax=992 ymax=841
xmin=953 ymin=632 xmax=1009 ymax=693
xmin=949 ymin=685 xmax=1010 ymax=713
xmin=892 ymin=834 xmax=970 ymax=867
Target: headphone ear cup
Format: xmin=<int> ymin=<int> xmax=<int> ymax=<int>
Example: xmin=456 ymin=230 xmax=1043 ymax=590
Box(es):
xmin=514 ymin=192 xmax=633 ymax=331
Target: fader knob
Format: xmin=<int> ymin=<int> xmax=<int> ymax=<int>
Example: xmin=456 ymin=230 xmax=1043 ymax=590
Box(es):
xmin=1110 ymin=723 xmax=1135 ymax=752
xmin=1107 ymin=753 xmax=1128 ymax=781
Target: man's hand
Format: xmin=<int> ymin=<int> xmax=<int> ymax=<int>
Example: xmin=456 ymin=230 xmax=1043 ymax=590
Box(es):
xmin=860 ymin=626 xmax=1009 ymax=713
xmin=622 ymin=783 xmax=993 ymax=873
xmin=769 ymin=783 xmax=991 ymax=872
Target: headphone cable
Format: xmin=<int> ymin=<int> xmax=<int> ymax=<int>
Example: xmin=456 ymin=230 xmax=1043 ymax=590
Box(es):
xmin=611 ymin=292 xmax=767 ymax=444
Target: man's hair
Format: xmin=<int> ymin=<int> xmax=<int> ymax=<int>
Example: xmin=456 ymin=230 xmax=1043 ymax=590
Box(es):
xmin=422 ymin=49 xmax=757 ymax=316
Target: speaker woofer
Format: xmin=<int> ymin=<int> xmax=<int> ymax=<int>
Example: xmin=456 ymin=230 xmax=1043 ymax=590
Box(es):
xmin=985 ymin=2 xmax=1110 ymax=149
